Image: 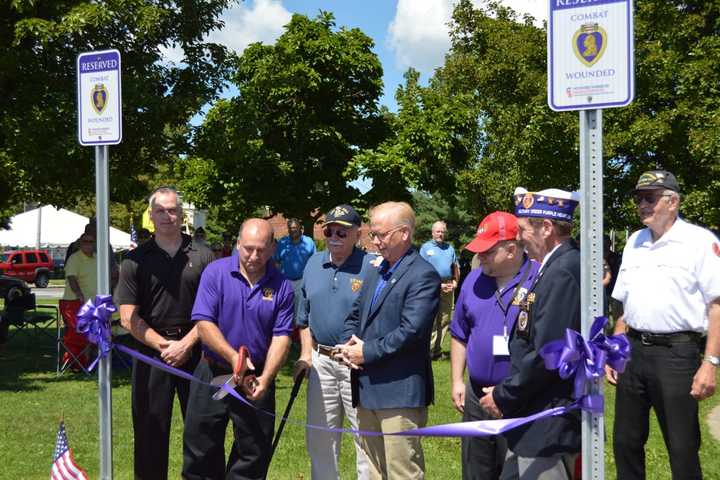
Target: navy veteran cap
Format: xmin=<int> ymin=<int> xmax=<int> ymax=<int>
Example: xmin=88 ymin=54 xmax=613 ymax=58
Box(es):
xmin=513 ymin=187 xmax=580 ymax=222
xmin=634 ymin=170 xmax=680 ymax=193
xmin=323 ymin=204 xmax=362 ymax=227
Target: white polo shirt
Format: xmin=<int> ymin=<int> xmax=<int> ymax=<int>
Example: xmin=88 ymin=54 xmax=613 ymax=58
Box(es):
xmin=612 ymin=218 xmax=720 ymax=333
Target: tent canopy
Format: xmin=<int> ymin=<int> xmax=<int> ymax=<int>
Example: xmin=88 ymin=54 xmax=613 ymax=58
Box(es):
xmin=0 ymin=206 xmax=132 ymax=249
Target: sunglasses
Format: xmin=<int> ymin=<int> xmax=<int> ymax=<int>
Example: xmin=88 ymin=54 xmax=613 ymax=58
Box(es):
xmin=323 ymin=226 xmax=349 ymax=239
xmin=633 ymin=192 xmax=672 ymax=205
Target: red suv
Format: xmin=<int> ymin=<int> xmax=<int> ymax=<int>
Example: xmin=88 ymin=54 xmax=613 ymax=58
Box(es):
xmin=0 ymin=249 xmax=54 ymax=288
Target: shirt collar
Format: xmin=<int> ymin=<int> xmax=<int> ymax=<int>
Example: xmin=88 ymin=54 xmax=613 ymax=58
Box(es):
xmin=642 ymin=216 xmax=685 ymax=246
xmin=148 ymin=233 xmax=192 ymax=254
xmin=539 ymin=243 xmax=562 ymax=272
xmin=231 ymin=249 xmax=277 ymax=286
xmin=323 ymin=247 xmax=363 ymax=268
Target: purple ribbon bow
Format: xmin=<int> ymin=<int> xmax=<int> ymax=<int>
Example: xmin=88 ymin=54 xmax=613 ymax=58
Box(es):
xmin=539 ymin=316 xmax=631 ymax=400
xmin=76 ymin=294 xmax=116 ymax=371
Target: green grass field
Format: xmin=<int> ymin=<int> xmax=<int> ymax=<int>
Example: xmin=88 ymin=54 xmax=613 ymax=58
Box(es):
xmin=1 ymin=307 xmax=718 ymax=479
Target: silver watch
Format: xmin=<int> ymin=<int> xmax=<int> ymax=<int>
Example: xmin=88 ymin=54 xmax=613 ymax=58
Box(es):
xmin=704 ymin=355 xmax=720 ymax=367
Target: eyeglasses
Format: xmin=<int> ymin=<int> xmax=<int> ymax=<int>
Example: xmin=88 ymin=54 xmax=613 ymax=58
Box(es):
xmin=368 ymin=224 xmax=405 ymax=241
xmin=633 ymin=192 xmax=672 ymax=205
xmin=323 ymin=227 xmax=348 ymax=239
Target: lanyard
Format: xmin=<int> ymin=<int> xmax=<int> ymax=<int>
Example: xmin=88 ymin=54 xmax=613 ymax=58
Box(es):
xmin=494 ymin=262 xmax=532 ymax=338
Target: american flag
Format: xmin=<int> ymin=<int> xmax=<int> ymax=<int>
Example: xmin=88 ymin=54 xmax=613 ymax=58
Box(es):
xmin=50 ymin=421 xmax=88 ymax=480
xmin=130 ymin=224 xmax=138 ymax=249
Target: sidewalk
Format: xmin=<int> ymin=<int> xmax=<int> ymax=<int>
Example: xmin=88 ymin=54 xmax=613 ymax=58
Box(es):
xmin=708 ymin=405 xmax=720 ymax=441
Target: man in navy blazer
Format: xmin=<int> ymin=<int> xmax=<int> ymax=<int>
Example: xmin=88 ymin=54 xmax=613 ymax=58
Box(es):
xmin=339 ymin=201 xmax=440 ymax=480
xmin=480 ymin=188 xmax=582 ymax=480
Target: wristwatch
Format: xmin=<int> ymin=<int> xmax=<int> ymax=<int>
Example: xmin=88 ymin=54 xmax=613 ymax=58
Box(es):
xmin=704 ymin=355 xmax=720 ymax=367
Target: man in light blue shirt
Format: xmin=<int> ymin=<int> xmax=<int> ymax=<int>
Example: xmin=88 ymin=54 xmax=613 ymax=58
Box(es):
xmin=420 ymin=220 xmax=459 ymax=359
xmin=294 ymin=204 xmax=371 ymax=479
xmin=273 ymin=218 xmax=316 ymax=324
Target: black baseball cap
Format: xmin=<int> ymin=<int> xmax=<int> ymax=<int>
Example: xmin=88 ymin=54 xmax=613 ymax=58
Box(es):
xmin=322 ymin=204 xmax=362 ymax=227
xmin=634 ymin=170 xmax=680 ymax=193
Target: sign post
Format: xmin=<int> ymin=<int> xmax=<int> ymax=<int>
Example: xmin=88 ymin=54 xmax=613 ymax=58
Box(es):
xmin=77 ymin=48 xmax=122 ymax=480
xmin=548 ymin=1 xmax=634 ymax=478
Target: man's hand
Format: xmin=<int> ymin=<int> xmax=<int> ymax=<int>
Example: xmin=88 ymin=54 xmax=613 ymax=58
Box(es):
xmin=293 ymin=356 xmax=311 ymax=382
xmin=479 ymin=386 xmax=502 ymax=419
xmin=159 ymin=339 xmax=193 ymax=367
xmin=340 ymin=335 xmax=364 ymax=369
xmin=441 ymin=281 xmax=456 ymax=294
xmin=605 ymin=365 xmax=619 ymax=386
xmin=690 ymin=362 xmax=717 ymax=401
xmin=245 ymin=374 xmax=267 ymax=401
xmin=451 ymin=380 xmax=465 ymax=414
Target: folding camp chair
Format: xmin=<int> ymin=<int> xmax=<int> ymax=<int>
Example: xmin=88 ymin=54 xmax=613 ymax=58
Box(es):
xmin=3 ymin=292 xmax=58 ymax=343
xmin=57 ymin=300 xmax=95 ymax=376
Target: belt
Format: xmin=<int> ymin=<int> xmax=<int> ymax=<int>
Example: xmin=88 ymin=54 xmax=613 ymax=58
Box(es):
xmin=203 ymin=355 xmax=232 ymax=374
xmin=156 ymin=326 xmax=193 ymax=340
xmin=312 ymin=340 xmax=337 ymax=358
xmin=203 ymin=353 xmax=264 ymax=375
xmin=627 ymin=328 xmax=702 ymax=346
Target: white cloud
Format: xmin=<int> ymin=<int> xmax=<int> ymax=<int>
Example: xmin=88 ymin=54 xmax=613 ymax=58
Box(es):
xmin=208 ymin=0 xmax=292 ymax=54
xmin=161 ymin=0 xmax=292 ymax=64
xmin=387 ymin=0 xmax=547 ymax=77
xmin=387 ymin=0 xmax=455 ymax=75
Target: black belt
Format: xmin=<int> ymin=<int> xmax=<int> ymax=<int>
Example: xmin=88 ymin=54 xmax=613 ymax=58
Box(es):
xmin=157 ymin=326 xmax=193 ymax=340
xmin=627 ymin=328 xmax=702 ymax=346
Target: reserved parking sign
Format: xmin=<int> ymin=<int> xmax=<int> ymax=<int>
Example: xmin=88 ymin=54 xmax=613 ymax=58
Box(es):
xmin=548 ymin=0 xmax=634 ymax=111
xmin=77 ymin=49 xmax=122 ymax=145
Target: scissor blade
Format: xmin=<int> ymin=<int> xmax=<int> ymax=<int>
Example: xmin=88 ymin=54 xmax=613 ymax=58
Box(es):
xmin=211 ymin=374 xmax=237 ymax=400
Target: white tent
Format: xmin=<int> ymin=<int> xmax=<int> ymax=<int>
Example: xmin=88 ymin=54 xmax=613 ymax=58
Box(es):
xmin=0 ymin=205 xmax=132 ymax=249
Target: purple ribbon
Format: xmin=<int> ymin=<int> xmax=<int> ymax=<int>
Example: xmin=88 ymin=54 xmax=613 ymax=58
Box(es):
xmin=77 ymin=296 xmax=624 ymax=438
xmin=76 ymin=295 xmax=116 ymax=371
xmin=539 ymin=316 xmax=631 ymax=399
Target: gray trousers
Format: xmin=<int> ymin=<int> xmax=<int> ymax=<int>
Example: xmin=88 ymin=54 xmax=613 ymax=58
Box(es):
xmin=500 ymin=450 xmax=577 ymax=480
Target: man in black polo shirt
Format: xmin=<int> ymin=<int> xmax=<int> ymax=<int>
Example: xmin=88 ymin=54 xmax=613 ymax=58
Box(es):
xmin=116 ymin=186 xmax=214 ymax=480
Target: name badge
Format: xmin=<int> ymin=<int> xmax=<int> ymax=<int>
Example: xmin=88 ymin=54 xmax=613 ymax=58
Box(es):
xmin=493 ymin=335 xmax=510 ymax=356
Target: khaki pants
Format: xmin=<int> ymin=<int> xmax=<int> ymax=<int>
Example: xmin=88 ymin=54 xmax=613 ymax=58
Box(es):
xmin=430 ymin=289 xmax=454 ymax=357
xmin=357 ymin=406 xmax=428 ymax=479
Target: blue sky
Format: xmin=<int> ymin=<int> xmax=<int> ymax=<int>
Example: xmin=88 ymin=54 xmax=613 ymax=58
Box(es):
xmin=165 ymin=0 xmax=547 ymax=112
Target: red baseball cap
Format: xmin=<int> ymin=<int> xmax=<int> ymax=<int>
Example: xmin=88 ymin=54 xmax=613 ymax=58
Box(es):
xmin=464 ymin=211 xmax=518 ymax=253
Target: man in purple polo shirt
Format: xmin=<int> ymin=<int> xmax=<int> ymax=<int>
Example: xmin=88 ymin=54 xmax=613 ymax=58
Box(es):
xmin=450 ymin=212 xmax=539 ymax=480
xmin=182 ymin=218 xmax=294 ymax=480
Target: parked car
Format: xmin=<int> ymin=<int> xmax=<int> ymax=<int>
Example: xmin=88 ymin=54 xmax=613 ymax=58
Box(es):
xmin=0 ymin=249 xmax=54 ymax=288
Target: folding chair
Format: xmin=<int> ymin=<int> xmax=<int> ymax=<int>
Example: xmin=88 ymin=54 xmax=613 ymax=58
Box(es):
xmin=57 ymin=300 xmax=95 ymax=376
xmin=3 ymin=292 xmax=58 ymax=342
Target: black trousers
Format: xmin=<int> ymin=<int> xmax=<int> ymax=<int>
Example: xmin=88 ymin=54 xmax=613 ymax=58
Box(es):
xmin=613 ymin=337 xmax=702 ymax=480
xmin=462 ymin=381 xmax=507 ymax=480
xmin=182 ymin=360 xmax=275 ymax=480
xmin=131 ymin=345 xmax=200 ymax=480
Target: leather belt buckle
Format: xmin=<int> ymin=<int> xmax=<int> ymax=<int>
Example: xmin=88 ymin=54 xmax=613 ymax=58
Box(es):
xmin=640 ymin=332 xmax=653 ymax=346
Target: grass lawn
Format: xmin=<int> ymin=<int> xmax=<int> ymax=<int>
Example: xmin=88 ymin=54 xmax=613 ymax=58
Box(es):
xmin=1 ymin=308 xmax=719 ymax=479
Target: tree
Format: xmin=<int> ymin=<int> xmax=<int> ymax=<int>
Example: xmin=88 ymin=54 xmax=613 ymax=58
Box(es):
xmin=444 ymin=0 xmax=720 ymax=229
xmin=180 ymin=12 xmax=386 ymax=230
xmin=0 ymin=1 xmax=234 ymax=214
xmin=347 ymin=68 xmax=479 ymax=205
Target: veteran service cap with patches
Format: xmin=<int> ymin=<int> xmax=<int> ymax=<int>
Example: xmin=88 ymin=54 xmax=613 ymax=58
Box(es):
xmin=513 ymin=187 xmax=580 ymax=223
xmin=322 ymin=204 xmax=362 ymax=228
xmin=633 ymin=170 xmax=680 ymax=193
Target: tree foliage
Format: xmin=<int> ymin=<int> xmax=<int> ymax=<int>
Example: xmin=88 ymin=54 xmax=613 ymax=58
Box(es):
xmin=439 ymin=0 xmax=720 ymax=229
xmin=347 ymin=68 xmax=479 ymax=205
xmin=180 ymin=12 xmax=386 ymax=229
xmin=0 ymin=0 xmax=233 ymax=214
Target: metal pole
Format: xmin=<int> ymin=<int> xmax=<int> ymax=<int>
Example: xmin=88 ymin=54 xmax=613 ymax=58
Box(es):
xmin=36 ymin=204 xmax=42 ymax=249
xmin=579 ymin=109 xmax=604 ymax=479
xmin=95 ymin=144 xmax=113 ymax=479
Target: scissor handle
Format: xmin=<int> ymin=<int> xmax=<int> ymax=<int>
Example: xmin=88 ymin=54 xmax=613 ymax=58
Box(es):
xmin=234 ymin=345 xmax=249 ymax=378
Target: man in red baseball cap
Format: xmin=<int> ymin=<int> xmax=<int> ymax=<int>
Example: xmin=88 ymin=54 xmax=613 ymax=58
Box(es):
xmin=450 ymin=212 xmax=540 ymax=480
